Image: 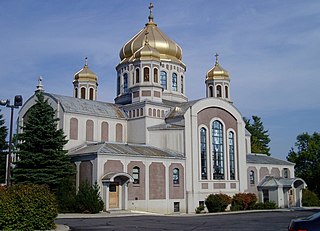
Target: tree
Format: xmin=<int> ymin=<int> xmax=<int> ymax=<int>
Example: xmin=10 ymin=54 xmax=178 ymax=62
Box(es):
xmin=0 ymin=110 xmax=8 ymax=184
xmin=13 ymin=92 xmax=75 ymax=191
xmin=287 ymin=132 xmax=320 ymax=197
xmin=244 ymin=115 xmax=270 ymax=155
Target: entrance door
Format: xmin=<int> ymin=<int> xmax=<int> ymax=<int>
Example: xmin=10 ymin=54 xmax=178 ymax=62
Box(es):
xmin=109 ymin=183 xmax=119 ymax=209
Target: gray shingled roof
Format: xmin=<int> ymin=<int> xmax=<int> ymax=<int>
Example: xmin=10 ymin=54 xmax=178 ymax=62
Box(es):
xmin=247 ymin=153 xmax=294 ymax=166
xmin=258 ymin=176 xmax=306 ymax=188
xmin=165 ymin=100 xmax=199 ymax=119
xmin=47 ymin=93 xmax=126 ymax=119
xmin=69 ymin=142 xmax=184 ymax=158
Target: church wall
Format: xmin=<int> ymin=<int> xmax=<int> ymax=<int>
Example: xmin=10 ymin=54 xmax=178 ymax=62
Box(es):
xmin=127 ymin=161 xmax=146 ymax=200
xmin=127 ymin=118 xmax=146 ymax=144
xmin=149 ymin=129 xmax=184 ymax=154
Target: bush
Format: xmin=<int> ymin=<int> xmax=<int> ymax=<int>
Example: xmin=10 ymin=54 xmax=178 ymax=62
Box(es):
xmin=195 ymin=204 xmax=205 ymax=214
xmin=0 ymin=184 xmax=58 ymax=231
xmin=55 ymin=176 xmax=77 ymax=213
xmin=231 ymin=193 xmax=257 ymax=211
xmin=253 ymin=201 xmax=277 ymax=210
xmin=205 ymin=193 xmax=231 ymax=213
xmin=302 ymin=189 xmax=320 ymax=207
xmin=75 ymin=181 xmax=104 ymax=213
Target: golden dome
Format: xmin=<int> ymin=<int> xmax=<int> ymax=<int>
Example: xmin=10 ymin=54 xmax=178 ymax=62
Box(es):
xmin=133 ymin=39 xmax=161 ymax=61
xmin=74 ymin=58 xmax=97 ymax=82
xmin=206 ymin=54 xmax=229 ymax=81
xmin=119 ymin=4 xmax=183 ymax=65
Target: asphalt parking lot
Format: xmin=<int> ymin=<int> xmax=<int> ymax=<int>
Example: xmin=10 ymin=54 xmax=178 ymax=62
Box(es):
xmin=56 ymin=209 xmax=320 ymax=231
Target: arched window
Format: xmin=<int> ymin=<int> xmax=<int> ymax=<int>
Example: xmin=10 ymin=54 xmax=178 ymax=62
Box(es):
xmin=160 ymin=71 xmax=167 ymax=89
xmin=140 ymin=108 xmax=143 ymax=116
xmin=181 ymin=76 xmax=184 ymax=93
xmin=217 ymin=85 xmax=222 ymax=97
xmin=212 ymin=120 xmax=224 ymax=180
xmin=135 ymin=68 xmax=140 ymax=83
xmin=200 ymin=127 xmax=207 ymax=180
xmin=148 ymin=108 xmax=152 ymax=116
xmin=283 ymin=168 xmax=289 ymax=178
xmin=173 ymin=168 xmax=179 ymax=184
xmin=86 ymin=120 xmax=94 ymax=141
xmin=133 ymin=166 xmax=140 ymax=184
xmin=136 ymin=109 xmax=139 ymax=117
xmin=172 ymin=73 xmax=177 ymax=91
xmin=70 ymin=118 xmax=78 ymax=140
xmin=225 ymin=86 xmax=229 ymax=98
xmin=74 ymin=88 xmax=78 ymax=98
xmin=157 ymin=109 xmax=160 ymax=117
xmin=209 ymin=86 xmax=213 ymax=97
xmin=153 ymin=109 xmax=156 ymax=117
xmin=123 ymin=73 xmax=128 ymax=93
xmin=144 ymin=67 xmax=149 ymax=82
xmin=89 ymin=88 xmax=94 ymax=100
xmin=81 ymin=87 xmax=86 ymax=99
xmin=101 ymin=122 xmax=109 ymax=141
xmin=116 ymin=123 xmax=123 ymax=143
xmin=250 ymin=170 xmax=255 ymax=184
xmin=117 ymin=76 xmax=120 ymax=95
xmin=154 ymin=68 xmax=158 ymax=83
xmin=229 ymin=131 xmax=235 ymax=180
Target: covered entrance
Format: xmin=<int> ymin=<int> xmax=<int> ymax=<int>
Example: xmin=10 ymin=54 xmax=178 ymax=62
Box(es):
xmin=257 ymin=176 xmax=306 ymax=208
xmin=102 ymin=172 xmax=134 ymax=211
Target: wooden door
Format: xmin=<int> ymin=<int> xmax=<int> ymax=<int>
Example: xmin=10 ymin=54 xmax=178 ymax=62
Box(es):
xmin=109 ymin=183 xmax=119 ymax=209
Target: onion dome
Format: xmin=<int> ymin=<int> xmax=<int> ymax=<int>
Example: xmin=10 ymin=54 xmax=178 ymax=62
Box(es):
xmin=119 ymin=3 xmax=183 ymax=65
xmin=133 ymin=33 xmax=161 ymax=61
xmin=74 ymin=57 xmax=97 ymax=82
xmin=206 ymin=53 xmax=229 ymax=81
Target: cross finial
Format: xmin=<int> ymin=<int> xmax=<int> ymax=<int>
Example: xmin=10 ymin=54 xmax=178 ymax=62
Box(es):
xmin=36 ymin=76 xmax=44 ymax=92
xmin=148 ymin=2 xmax=154 ymax=22
xmin=215 ymin=53 xmax=219 ymax=65
xmin=85 ymin=57 xmax=88 ymax=66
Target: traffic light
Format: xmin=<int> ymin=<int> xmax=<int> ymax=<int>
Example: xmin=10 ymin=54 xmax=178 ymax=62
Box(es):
xmin=14 ymin=95 xmax=23 ymax=107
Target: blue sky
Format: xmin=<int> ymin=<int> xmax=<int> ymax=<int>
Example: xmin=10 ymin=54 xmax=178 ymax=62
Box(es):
xmin=0 ymin=0 xmax=319 ymax=160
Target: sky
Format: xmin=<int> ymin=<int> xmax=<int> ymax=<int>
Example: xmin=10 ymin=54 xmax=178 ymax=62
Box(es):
xmin=0 ymin=0 xmax=319 ymax=160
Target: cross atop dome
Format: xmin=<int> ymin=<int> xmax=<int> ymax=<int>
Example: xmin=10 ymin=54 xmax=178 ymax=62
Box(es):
xmin=148 ymin=2 xmax=154 ymax=23
xmin=215 ymin=53 xmax=219 ymax=65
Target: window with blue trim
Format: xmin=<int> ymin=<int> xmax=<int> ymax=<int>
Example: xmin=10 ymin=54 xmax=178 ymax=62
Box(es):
xmin=212 ymin=120 xmax=224 ymax=180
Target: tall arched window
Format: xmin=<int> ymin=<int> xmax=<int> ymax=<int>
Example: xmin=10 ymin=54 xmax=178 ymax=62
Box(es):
xmin=229 ymin=131 xmax=235 ymax=180
xmin=133 ymin=166 xmax=140 ymax=184
xmin=116 ymin=123 xmax=123 ymax=143
xmin=212 ymin=120 xmax=224 ymax=180
xmin=117 ymin=76 xmax=120 ymax=95
xmin=123 ymin=73 xmax=128 ymax=93
xmin=225 ymin=86 xmax=229 ymax=98
xmin=74 ymin=88 xmax=78 ymax=98
xmin=144 ymin=67 xmax=149 ymax=82
xmin=250 ymin=170 xmax=255 ymax=184
xmin=209 ymin=86 xmax=213 ymax=97
xmin=81 ymin=87 xmax=86 ymax=99
xmin=172 ymin=73 xmax=177 ymax=91
xmin=154 ymin=68 xmax=158 ymax=83
xmin=86 ymin=120 xmax=94 ymax=141
xmin=101 ymin=122 xmax=109 ymax=141
xmin=160 ymin=71 xmax=167 ymax=89
xmin=135 ymin=68 xmax=140 ymax=83
xmin=89 ymin=88 xmax=94 ymax=100
xmin=70 ymin=118 xmax=78 ymax=140
xmin=200 ymin=127 xmax=207 ymax=180
xmin=173 ymin=168 xmax=179 ymax=184
xmin=181 ymin=76 xmax=184 ymax=93
xmin=216 ymin=85 xmax=222 ymax=97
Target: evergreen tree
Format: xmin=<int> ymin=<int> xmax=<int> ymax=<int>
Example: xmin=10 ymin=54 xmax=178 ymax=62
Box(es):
xmin=0 ymin=110 xmax=8 ymax=183
xmin=244 ymin=115 xmax=270 ymax=155
xmin=13 ymin=92 xmax=75 ymax=191
xmin=287 ymin=132 xmax=320 ymax=197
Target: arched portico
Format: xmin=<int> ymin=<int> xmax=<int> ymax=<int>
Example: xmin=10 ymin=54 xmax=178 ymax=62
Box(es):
xmin=102 ymin=172 xmax=134 ymax=211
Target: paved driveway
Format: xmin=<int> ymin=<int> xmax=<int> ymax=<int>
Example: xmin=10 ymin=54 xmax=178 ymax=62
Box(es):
xmin=56 ymin=209 xmax=320 ymax=231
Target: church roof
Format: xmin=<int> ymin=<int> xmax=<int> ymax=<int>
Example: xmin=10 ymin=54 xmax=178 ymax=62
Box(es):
xmin=69 ymin=142 xmax=184 ymax=159
xmin=257 ymin=176 xmax=306 ymax=188
xmin=46 ymin=93 xmax=126 ymax=119
xmin=246 ymin=153 xmax=294 ymax=166
xmin=165 ymin=99 xmax=200 ymax=119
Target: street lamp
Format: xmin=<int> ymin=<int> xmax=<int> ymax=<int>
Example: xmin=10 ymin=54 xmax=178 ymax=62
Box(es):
xmin=0 ymin=95 xmax=23 ymax=186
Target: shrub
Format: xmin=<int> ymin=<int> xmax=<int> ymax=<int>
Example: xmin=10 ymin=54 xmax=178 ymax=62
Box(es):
xmin=195 ymin=204 xmax=205 ymax=214
xmin=55 ymin=176 xmax=77 ymax=213
xmin=205 ymin=193 xmax=231 ymax=213
xmin=302 ymin=189 xmax=320 ymax=207
xmin=0 ymin=184 xmax=58 ymax=231
xmin=75 ymin=181 xmax=104 ymax=213
xmin=253 ymin=201 xmax=277 ymax=210
xmin=231 ymin=193 xmax=257 ymax=211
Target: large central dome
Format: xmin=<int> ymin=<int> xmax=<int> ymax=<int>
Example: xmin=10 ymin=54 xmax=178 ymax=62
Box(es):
xmin=119 ymin=12 xmax=183 ymax=65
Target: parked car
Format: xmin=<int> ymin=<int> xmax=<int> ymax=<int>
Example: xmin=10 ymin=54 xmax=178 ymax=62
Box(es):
xmin=288 ymin=211 xmax=320 ymax=231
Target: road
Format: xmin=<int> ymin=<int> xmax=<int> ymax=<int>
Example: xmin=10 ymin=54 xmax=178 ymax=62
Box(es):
xmin=56 ymin=209 xmax=320 ymax=231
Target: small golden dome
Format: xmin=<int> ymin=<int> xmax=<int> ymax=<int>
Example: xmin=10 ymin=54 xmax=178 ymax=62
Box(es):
xmin=119 ymin=3 xmax=183 ymax=65
xmin=74 ymin=58 xmax=97 ymax=82
xmin=206 ymin=53 xmax=229 ymax=81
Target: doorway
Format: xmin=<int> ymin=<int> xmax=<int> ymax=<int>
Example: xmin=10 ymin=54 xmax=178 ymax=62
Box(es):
xmin=109 ymin=183 xmax=119 ymax=209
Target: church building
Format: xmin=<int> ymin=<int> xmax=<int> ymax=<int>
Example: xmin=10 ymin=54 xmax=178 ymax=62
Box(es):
xmin=18 ymin=4 xmax=305 ymax=214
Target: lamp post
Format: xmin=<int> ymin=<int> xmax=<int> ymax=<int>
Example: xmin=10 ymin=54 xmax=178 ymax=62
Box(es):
xmin=0 ymin=95 xmax=23 ymax=186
